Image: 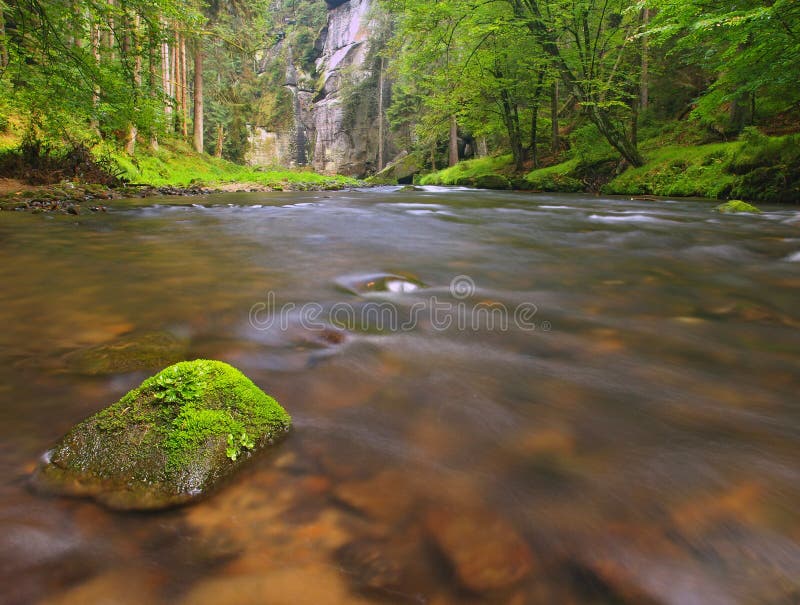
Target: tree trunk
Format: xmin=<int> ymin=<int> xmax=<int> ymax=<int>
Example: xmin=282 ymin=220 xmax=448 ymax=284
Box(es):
xmin=90 ymin=22 xmax=100 ymax=131
xmin=641 ymin=8 xmax=650 ymax=110
xmin=180 ymin=34 xmax=188 ymax=139
xmin=530 ymin=103 xmax=540 ymax=168
xmin=70 ymin=2 xmax=82 ymax=48
xmin=105 ymin=0 xmax=115 ymax=60
xmin=448 ymin=115 xmax=459 ymax=167
xmin=148 ymin=25 xmax=159 ymax=150
xmin=551 ymin=81 xmax=559 ymax=154
xmin=172 ymin=30 xmax=180 ymax=131
xmin=590 ymin=106 xmax=644 ymax=166
xmin=377 ymin=56 xmax=385 ymax=171
xmin=122 ymin=13 xmax=141 ymax=155
xmin=173 ymin=31 xmax=183 ymax=135
xmin=215 ymin=124 xmax=224 ymax=158
xmin=528 ymin=70 xmax=546 ymax=168
xmin=127 ymin=14 xmax=142 ymax=154
xmin=0 ymin=9 xmax=7 ymax=69
xmin=497 ymin=83 xmax=524 ymax=170
xmin=162 ymin=38 xmax=172 ymax=121
xmin=193 ymin=41 xmax=203 ymax=153
xmin=729 ymin=96 xmax=747 ymax=133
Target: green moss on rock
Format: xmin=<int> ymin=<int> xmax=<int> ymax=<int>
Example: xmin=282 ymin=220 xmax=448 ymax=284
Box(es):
xmin=473 ymin=174 xmax=511 ymax=190
xmin=35 ymin=360 xmax=291 ymax=510
xmin=715 ymin=200 xmax=762 ymax=214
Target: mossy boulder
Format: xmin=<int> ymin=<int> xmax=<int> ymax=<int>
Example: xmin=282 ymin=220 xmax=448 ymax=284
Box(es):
xmin=473 ymin=174 xmax=512 ymax=190
xmin=35 ymin=360 xmax=291 ymax=510
xmin=370 ymin=152 xmax=423 ymax=185
xmin=715 ymin=200 xmax=762 ymax=214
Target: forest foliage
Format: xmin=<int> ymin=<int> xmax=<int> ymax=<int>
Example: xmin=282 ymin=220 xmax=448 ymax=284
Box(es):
xmin=0 ymin=0 xmax=324 ymax=167
xmin=383 ymin=0 xmax=800 ymax=171
xmin=0 ymin=0 xmax=798 ymax=186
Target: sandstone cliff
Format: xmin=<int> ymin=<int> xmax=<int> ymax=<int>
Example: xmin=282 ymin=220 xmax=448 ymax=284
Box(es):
xmin=247 ymin=0 xmax=391 ymax=177
xmin=312 ymin=0 xmax=386 ymax=176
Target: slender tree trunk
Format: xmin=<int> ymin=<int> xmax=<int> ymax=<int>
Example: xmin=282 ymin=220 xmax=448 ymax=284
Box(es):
xmin=448 ymin=115 xmax=459 ymax=167
xmin=125 ymin=13 xmax=142 ymax=155
xmin=497 ymin=83 xmax=524 ymax=170
xmin=148 ymin=26 xmax=159 ymax=150
xmin=729 ymin=96 xmax=746 ymax=133
xmin=530 ymin=103 xmax=540 ymax=168
xmin=641 ymin=8 xmax=650 ymax=110
xmin=215 ymin=124 xmax=224 ymax=158
xmin=551 ymin=81 xmax=559 ymax=154
xmin=162 ymin=39 xmax=172 ymax=122
xmin=70 ymin=2 xmax=82 ymax=48
xmin=121 ymin=14 xmax=133 ymax=153
xmin=172 ymin=30 xmax=180 ymax=132
xmin=180 ymin=35 xmax=188 ymax=139
xmin=173 ymin=30 xmax=181 ymax=134
xmin=529 ymin=70 xmax=546 ymax=168
xmin=106 ymin=0 xmax=115 ymax=60
xmin=430 ymin=142 xmax=437 ymax=171
xmin=377 ymin=56 xmax=386 ymax=171
xmin=193 ymin=41 xmax=204 ymax=153
xmin=90 ymin=22 xmax=100 ymax=131
xmin=0 ymin=9 xmax=8 ymax=69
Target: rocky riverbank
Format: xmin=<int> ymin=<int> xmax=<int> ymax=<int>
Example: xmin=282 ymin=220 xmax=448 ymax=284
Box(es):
xmin=0 ymin=179 xmax=354 ymax=214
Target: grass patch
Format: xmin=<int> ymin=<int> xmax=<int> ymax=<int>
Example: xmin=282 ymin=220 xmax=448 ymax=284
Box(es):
xmin=0 ymin=129 xmax=357 ymax=190
xmin=104 ymin=139 xmax=358 ymax=189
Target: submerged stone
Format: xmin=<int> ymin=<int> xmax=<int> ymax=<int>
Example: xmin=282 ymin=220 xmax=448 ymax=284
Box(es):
xmin=64 ymin=331 xmax=187 ymax=375
xmin=335 ymin=272 xmax=425 ymax=296
xmin=424 ymin=506 xmax=534 ymax=593
xmin=34 ymin=360 xmax=291 ymax=510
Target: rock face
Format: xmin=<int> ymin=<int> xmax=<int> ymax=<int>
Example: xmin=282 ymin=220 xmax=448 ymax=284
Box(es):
xmin=312 ymin=0 xmax=387 ymax=176
xmin=246 ymin=127 xmax=297 ymax=167
xmin=245 ymin=0 xmax=393 ymax=176
xmin=247 ymin=46 xmax=315 ymax=169
xmin=34 ymin=360 xmax=291 ymax=510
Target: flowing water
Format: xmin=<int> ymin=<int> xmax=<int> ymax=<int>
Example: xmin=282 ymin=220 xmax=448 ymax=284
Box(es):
xmin=0 ymin=189 xmax=799 ymax=604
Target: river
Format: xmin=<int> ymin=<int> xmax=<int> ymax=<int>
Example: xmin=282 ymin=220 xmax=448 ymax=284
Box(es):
xmin=0 ymin=188 xmax=798 ymax=604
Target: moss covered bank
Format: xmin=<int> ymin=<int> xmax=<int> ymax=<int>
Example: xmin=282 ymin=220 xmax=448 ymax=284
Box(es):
xmin=418 ymin=131 xmax=800 ymax=204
